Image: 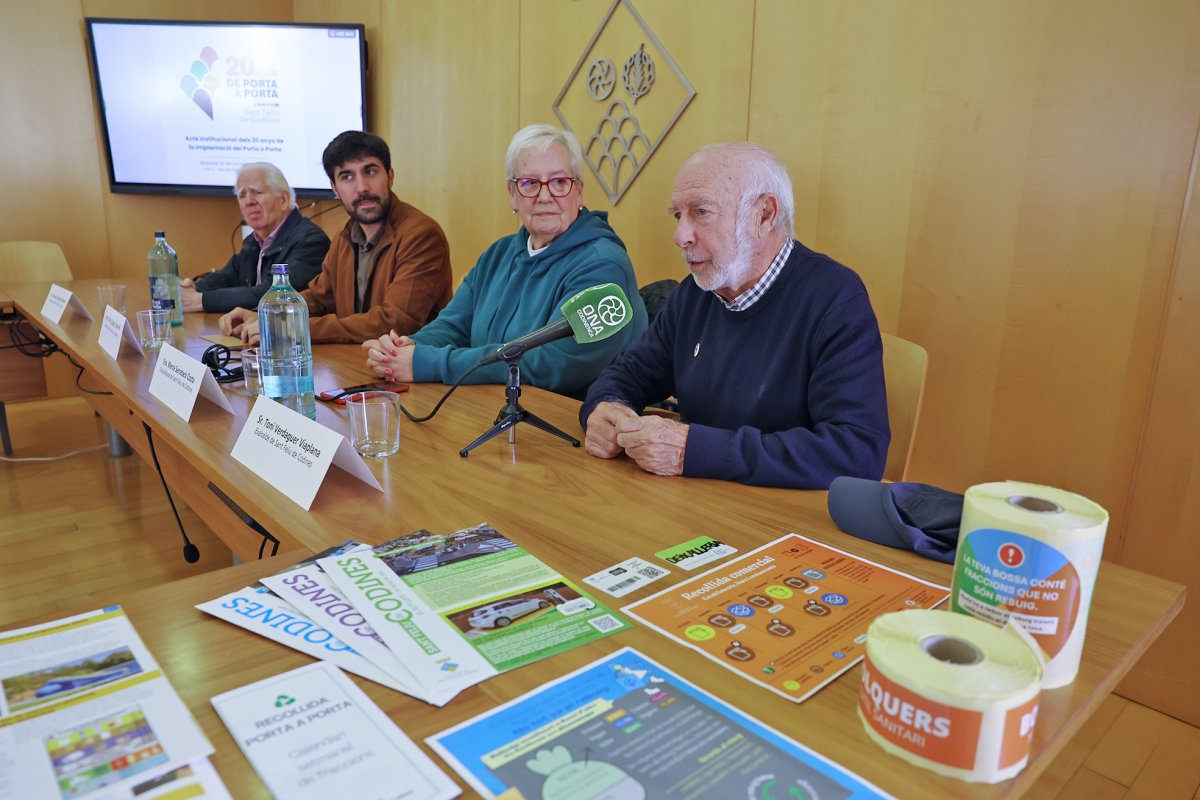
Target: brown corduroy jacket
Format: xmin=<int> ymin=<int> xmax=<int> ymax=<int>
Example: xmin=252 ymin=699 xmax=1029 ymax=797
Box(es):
xmin=302 ymin=193 xmax=452 ymax=343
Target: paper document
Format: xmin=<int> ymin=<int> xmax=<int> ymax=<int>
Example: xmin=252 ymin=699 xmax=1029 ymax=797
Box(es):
xmin=0 ymin=608 xmax=212 ymax=800
xmin=623 ymin=533 xmax=950 ymax=702
xmin=317 ymin=524 xmax=631 ymax=705
xmin=212 ymin=661 xmax=459 ymax=800
xmin=430 ymin=647 xmax=892 ymax=800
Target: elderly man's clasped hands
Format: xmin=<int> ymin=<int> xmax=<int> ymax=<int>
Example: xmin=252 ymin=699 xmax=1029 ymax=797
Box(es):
xmin=584 ymin=401 xmax=688 ymax=476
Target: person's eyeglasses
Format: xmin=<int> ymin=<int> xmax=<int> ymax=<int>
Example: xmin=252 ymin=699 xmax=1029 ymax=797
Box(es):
xmin=511 ymin=177 xmax=577 ymax=198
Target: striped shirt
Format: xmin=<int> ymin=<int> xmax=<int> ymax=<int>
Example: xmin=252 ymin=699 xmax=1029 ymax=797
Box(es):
xmin=717 ymin=239 xmax=794 ymax=312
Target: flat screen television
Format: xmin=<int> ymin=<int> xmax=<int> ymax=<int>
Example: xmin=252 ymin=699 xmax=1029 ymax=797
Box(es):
xmin=85 ymin=18 xmax=368 ymax=198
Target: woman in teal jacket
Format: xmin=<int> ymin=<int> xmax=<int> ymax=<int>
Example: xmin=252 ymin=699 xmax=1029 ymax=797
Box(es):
xmin=362 ymin=124 xmax=647 ymax=399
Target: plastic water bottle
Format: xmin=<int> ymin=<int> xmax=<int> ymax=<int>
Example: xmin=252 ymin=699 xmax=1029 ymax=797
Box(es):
xmin=257 ymin=264 xmax=316 ymax=420
xmin=147 ymin=231 xmax=183 ymax=326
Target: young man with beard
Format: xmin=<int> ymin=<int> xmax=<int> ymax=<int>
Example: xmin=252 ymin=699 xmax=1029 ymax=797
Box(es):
xmin=220 ymin=131 xmax=452 ymax=344
xmin=580 ymin=143 xmax=889 ymax=489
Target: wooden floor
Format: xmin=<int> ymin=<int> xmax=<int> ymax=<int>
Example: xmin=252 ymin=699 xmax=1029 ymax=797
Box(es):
xmin=1 ymin=397 xmax=1197 ymax=799
xmin=0 ymin=396 xmax=229 ymax=625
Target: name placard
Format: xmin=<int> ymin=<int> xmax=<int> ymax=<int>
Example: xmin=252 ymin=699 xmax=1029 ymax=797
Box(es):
xmin=149 ymin=343 xmax=234 ymax=421
xmin=40 ymin=284 xmax=93 ymax=323
xmin=230 ymin=395 xmax=382 ymax=510
xmin=97 ymin=306 xmax=144 ymax=360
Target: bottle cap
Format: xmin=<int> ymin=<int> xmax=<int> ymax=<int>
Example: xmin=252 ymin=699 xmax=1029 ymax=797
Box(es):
xmin=271 ymin=263 xmax=289 ymax=275
xmin=155 ymin=230 xmax=165 ymax=237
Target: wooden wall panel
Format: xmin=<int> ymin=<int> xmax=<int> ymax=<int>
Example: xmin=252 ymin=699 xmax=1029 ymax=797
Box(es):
xmin=369 ymin=1 xmax=519 ymax=281
xmin=0 ymin=2 xmax=111 ymax=279
xmin=1117 ymin=125 xmax=1200 ymax=722
xmin=751 ymin=1 xmax=931 ymax=336
xmin=983 ymin=2 xmax=1199 ymax=531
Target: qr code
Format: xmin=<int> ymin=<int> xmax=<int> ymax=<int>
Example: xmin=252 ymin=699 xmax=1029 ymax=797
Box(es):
xmin=637 ymin=565 xmax=667 ymax=579
xmin=589 ymin=614 xmax=622 ymax=633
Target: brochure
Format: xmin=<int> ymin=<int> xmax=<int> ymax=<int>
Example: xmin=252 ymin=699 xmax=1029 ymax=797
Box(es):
xmin=317 ymin=524 xmax=632 ymax=705
xmin=195 ymin=585 xmax=418 ymax=696
xmin=622 ymin=534 xmax=951 ymax=702
xmin=0 ymin=608 xmax=212 ymax=800
xmin=258 ymin=556 xmax=432 ymax=699
xmin=429 ymin=647 xmax=893 ymax=800
xmin=212 ymin=661 xmax=459 ymax=800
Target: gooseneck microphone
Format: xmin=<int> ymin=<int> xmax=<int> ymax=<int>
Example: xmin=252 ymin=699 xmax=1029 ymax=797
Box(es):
xmin=477 ymin=283 xmax=634 ymax=366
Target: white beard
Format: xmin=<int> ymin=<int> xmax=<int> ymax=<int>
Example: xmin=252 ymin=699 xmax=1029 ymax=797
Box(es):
xmin=684 ymin=213 xmax=756 ymax=294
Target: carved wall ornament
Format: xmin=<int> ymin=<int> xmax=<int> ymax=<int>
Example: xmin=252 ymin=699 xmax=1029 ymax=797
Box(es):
xmin=553 ymin=0 xmax=697 ymax=204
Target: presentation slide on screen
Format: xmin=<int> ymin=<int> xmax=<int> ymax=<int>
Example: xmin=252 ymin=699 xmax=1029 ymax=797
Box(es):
xmin=90 ymin=23 xmax=364 ymax=192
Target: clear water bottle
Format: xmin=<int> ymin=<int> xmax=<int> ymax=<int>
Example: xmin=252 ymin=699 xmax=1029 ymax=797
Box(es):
xmin=257 ymin=264 xmax=316 ymax=420
xmin=147 ymin=231 xmax=183 ymax=326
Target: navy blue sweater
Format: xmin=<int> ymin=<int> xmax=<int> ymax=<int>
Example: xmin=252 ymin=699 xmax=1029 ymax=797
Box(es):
xmin=581 ymin=242 xmax=889 ymax=488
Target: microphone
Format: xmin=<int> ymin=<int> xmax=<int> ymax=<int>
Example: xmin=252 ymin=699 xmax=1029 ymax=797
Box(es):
xmin=477 ymin=283 xmax=634 ymax=366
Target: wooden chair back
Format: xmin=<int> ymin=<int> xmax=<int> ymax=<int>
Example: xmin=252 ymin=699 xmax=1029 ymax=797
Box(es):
xmin=0 ymin=241 xmax=74 ymax=284
xmin=881 ymin=333 xmax=928 ymax=482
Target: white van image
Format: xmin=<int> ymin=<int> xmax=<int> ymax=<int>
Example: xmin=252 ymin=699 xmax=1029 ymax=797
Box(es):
xmin=468 ymin=597 xmax=551 ymax=629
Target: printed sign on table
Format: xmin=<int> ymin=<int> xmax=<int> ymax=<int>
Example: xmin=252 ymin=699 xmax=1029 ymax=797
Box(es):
xmin=40 ymin=284 xmax=93 ymax=323
xmin=149 ymin=343 xmax=234 ymax=420
xmin=97 ymin=305 xmax=144 ymax=360
xmin=230 ymin=395 xmax=381 ymax=510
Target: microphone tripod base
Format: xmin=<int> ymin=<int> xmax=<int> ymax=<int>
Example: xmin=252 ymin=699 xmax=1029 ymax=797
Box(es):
xmin=460 ymin=361 xmax=580 ymax=457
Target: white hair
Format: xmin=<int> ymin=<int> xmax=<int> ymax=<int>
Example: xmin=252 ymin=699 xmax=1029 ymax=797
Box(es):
xmin=234 ymin=162 xmax=296 ymax=208
xmin=693 ymin=142 xmax=795 ymax=238
xmin=505 ymin=124 xmax=585 ymax=181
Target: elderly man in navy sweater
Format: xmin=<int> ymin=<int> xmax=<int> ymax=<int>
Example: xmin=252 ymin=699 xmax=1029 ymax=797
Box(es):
xmin=580 ymin=143 xmax=889 ymax=489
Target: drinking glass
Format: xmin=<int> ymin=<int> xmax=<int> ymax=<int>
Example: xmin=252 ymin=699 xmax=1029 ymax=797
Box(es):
xmin=97 ymin=283 xmax=126 ymax=315
xmin=136 ymin=309 xmax=171 ymax=351
xmin=346 ymin=391 xmax=401 ymax=458
xmin=241 ymin=348 xmax=262 ymax=396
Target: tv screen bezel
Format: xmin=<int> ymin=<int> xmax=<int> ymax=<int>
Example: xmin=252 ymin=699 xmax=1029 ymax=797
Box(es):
xmin=84 ymin=17 xmax=368 ymax=200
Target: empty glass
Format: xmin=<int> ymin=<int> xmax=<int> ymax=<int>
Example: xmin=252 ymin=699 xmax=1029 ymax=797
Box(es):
xmin=97 ymin=283 xmax=126 ymax=315
xmin=346 ymin=391 xmax=401 ymax=458
xmin=241 ymin=348 xmax=262 ymax=396
xmin=136 ymin=309 xmax=171 ymax=350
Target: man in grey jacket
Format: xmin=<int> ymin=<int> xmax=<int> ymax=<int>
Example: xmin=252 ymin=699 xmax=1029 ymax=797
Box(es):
xmin=181 ymin=162 xmax=330 ymax=313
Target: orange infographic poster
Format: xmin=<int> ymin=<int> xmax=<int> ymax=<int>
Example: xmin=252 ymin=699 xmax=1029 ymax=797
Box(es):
xmin=622 ymin=534 xmax=950 ymax=702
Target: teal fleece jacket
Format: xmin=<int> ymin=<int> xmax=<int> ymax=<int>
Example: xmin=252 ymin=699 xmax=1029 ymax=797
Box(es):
xmin=410 ymin=209 xmax=647 ymax=399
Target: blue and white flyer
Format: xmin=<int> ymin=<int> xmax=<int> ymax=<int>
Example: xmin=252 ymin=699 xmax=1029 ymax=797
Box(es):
xmin=429 ymin=647 xmax=892 ymax=800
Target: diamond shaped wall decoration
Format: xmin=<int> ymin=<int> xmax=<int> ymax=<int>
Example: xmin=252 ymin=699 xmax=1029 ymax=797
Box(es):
xmin=553 ymin=0 xmax=697 ymax=205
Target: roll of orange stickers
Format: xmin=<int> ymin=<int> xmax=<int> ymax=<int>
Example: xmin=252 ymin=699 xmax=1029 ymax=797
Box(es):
xmin=858 ymin=610 xmax=1042 ymax=784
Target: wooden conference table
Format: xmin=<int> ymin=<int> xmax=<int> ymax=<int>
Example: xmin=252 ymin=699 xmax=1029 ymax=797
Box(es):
xmin=2 ymin=279 xmax=1186 ymax=799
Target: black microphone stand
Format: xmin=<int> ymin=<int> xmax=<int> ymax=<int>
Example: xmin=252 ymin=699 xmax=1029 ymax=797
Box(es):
xmin=459 ymin=355 xmax=579 ymax=457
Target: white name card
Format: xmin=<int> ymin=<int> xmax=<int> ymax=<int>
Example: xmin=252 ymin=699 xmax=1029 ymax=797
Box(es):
xmin=149 ymin=343 xmax=234 ymax=421
xmin=230 ymin=395 xmax=382 ymax=510
xmin=97 ymin=305 xmax=144 ymax=360
xmin=40 ymin=284 xmax=93 ymax=323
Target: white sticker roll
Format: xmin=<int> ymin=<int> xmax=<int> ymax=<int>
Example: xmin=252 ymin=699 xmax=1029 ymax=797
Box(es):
xmin=858 ymin=609 xmax=1043 ymax=784
xmin=950 ymin=481 xmax=1108 ymax=688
